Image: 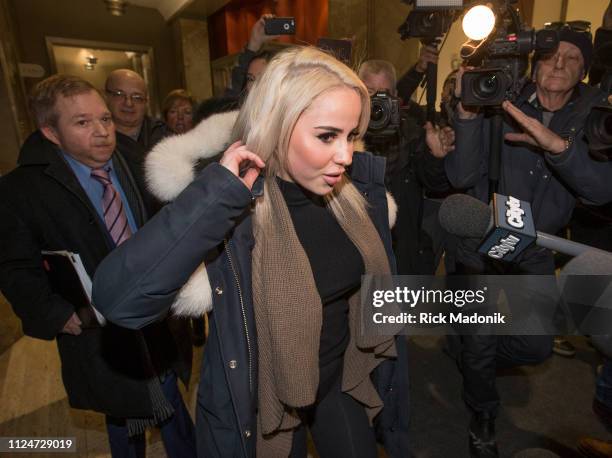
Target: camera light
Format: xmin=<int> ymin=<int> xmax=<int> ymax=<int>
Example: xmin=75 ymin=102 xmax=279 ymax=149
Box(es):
xmin=462 ymin=4 xmax=496 ymax=40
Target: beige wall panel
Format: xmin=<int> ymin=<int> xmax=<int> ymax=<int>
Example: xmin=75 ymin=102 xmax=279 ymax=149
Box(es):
xmin=532 ymin=0 xmax=563 ymax=27
xmin=0 ymin=56 xmax=20 ymax=174
xmin=327 ymin=0 xmax=420 ymax=91
xmin=328 ymin=0 xmax=370 ymax=69
xmin=370 ymin=0 xmax=420 ymax=78
xmin=177 ymin=18 xmax=213 ymax=102
xmin=566 ymin=0 xmax=609 ymax=28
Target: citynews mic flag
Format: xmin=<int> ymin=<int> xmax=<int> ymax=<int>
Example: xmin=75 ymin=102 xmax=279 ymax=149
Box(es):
xmin=478 ymin=193 xmax=537 ymax=261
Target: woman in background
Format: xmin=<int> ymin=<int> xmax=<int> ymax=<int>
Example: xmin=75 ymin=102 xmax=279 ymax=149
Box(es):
xmin=162 ymin=89 xmax=195 ymax=135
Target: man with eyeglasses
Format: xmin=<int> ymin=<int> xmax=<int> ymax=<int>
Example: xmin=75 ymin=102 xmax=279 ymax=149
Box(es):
xmin=105 ymin=70 xmax=166 ymax=150
xmin=105 ymin=69 xmax=166 ymax=214
xmin=446 ymin=25 xmax=608 ymax=458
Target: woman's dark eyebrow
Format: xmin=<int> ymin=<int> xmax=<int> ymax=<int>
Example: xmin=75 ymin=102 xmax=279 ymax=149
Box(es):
xmin=315 ymin=126 xmax=342 ymax=133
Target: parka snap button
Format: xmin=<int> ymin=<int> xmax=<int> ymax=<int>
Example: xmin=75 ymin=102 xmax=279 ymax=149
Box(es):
xmin=244 ymin=429 xmax=252 ymax=438
xmin=229 ymin=360 xmax=238 ymax=369
xmin=215 ymin=286 xmax=223 ymax=295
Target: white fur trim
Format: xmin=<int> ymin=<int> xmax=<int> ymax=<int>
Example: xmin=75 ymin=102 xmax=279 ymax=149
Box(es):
xmin=386 ymin=192 xmax=397 ymax=229
xmin=145 ymin=110 xmax=239 ymax=202
xmin=147 ymin=115 xmax=397 ymax=317
xmin=169 ymin=263 xmax=213 ymax=317
xmin=147 ymin=112 xmax=239 ymax=317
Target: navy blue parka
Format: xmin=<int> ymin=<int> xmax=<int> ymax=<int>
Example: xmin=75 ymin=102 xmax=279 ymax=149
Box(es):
xmin=92 ymin=151 xmax=410 ymax=457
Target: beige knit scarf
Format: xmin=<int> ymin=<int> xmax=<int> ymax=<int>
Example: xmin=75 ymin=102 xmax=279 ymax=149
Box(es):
xmin=252 ymin=178 xmax=396 ymax=457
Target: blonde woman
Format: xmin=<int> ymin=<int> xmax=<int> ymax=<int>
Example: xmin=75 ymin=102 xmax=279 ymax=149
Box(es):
xmin=93 ymin=47 xmax=409 ymax=458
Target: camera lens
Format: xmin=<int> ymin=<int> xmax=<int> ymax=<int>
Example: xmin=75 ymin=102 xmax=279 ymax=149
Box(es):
xmin=592 ymin=110 xmax=612 ymax=144
xmin=371 ymin=103 xmax=384 ymax=123
xmin=586 ymin=108 xmax=612 ymax=160
xmin=605 ymin=113 xmax=612 ymax=139
xmin=474 ymin=74 xmax=500 ymax=100
xmin=369 ymin=99 xmax=391 ymax=132
xmin=420 ymin=13 xmax=435 ymax=28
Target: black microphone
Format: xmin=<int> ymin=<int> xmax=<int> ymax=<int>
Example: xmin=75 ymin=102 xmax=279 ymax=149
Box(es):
xmin=439 ymin=193 xmax=612 ymax=261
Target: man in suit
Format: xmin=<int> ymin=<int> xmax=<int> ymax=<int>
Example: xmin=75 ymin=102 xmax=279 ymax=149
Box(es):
xmin=105 ymin=69 xmax=167 ymax=154
xmin=104 ymin=69 xmax=165 ymax=214
xmin=0 ymin=74 xmax=195 ymax=458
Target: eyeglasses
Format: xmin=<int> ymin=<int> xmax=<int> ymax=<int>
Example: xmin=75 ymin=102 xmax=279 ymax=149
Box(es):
xmin=105 ymin=89 xmax=147 ymax=104
xmin=544 ymin=20 xmax=592 ymax=38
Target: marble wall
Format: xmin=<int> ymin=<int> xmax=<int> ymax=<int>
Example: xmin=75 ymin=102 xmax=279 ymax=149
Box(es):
xmin=327 ymin=0 xmax=422 ymax=95
xmin=0 ymin=0 xmax=31 ymax=173
xmin=175 ymin=18 xmax=214 ymax=102
xmin=327 ymin=0 xmax=370 ymax=70
xmin=369 ymin=0 xmax=420 ymax=79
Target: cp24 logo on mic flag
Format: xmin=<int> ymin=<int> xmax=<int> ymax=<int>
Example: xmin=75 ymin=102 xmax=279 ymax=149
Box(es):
xmin=478 ymin=194 xmax=537 ymax=261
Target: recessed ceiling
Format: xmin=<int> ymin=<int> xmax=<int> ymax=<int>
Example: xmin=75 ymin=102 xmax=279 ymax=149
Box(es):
xmin=99 ymin=0 xmax=231 ymax=21
xmin=177 ymin=0 xmax=231 ymax=18
xmin=104 ymin=0 xmax=231 ymax=21
xmin=127 ymin=0 xmax=193 ymax=20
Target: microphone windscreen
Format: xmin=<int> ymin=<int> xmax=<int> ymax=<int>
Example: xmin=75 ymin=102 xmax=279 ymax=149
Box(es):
xmin=438 ymin=194 xmax=491 ymax=239
xmin=561 ymin=250 xmax=612 ymax=275
xmin=561 ymin=250 xmax=612 ymax=357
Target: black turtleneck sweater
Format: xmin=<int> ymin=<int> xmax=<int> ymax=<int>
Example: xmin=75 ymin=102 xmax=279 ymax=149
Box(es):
xmin=277 ymin=178 xmax=365 ymax=396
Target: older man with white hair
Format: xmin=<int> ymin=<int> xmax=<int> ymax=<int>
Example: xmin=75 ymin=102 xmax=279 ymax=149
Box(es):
xmin=446 ymin=24 xmax=608 ymax=458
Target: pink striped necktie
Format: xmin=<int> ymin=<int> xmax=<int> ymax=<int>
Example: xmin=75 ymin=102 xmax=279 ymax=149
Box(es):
xmin=91 ymin=167 xmax=132 ymax=246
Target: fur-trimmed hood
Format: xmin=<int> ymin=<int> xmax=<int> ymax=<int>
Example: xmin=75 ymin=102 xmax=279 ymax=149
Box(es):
xmin=144 ymin=111 xmax=397 ymax=317
xmin=146 ymin=110 xmax=239 ymax=202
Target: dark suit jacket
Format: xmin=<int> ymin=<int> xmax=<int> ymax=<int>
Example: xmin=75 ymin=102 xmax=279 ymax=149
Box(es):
xmin=115 ymin=116 xmax=167 ymax=216
xmin=0 ymin=131 xmax=191 ymax=417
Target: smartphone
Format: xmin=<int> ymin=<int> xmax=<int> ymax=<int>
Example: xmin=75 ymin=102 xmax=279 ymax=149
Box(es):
xmin=264 ymin=17 xmax=296 ymax=35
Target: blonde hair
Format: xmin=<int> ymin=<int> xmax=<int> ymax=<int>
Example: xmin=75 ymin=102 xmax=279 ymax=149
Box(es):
xmin=232 ymin=46 xmax=372 ymax=236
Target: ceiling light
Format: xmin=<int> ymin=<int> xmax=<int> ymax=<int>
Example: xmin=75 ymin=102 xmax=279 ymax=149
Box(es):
xmin=104 ymin=0 xmax=128 ymax=16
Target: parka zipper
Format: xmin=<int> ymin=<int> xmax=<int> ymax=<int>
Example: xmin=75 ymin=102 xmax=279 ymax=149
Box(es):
xmin=224 ymin=239 xmax=253 ymax=394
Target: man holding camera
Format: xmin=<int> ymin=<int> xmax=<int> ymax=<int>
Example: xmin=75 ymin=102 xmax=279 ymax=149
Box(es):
xmin=446 ymin=27 xmax=606 ymax=458
xmin=358 ymin=59 xmax=454 ymax=275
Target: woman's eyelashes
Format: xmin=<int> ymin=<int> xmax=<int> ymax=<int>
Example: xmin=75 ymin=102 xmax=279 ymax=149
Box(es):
xmin=317 ymin=132 xmax=337 ymax=143
xmin=316 ymin=130 xmax=360 ymax=144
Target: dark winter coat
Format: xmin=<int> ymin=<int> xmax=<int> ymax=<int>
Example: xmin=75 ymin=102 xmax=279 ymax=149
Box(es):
xmin=445 ymin=82 xmax=609 ymax=272
xmin=0 ymin=131 xmax=191 ymax=417
xmin=92 ymin=111 xmax=411 ymax=458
